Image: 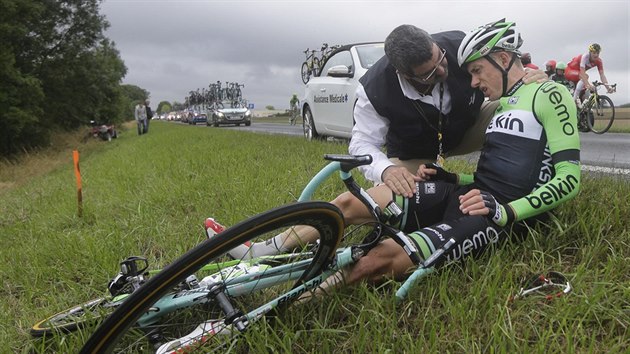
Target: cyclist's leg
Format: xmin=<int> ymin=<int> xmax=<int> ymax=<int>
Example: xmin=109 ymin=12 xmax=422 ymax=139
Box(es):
xmin=307 ymin=181 xmax=460 ymax=297
xmin=228 ymin=185 xmax=393 ymax=260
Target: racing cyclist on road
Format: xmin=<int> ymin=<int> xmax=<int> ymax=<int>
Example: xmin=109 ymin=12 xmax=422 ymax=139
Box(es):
xmin=565 ymin=43 xmax=615 ymax=108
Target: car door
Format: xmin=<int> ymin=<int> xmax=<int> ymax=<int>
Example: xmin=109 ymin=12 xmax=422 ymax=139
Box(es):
xmin=314 ymin=50 xmax=356 ymax=138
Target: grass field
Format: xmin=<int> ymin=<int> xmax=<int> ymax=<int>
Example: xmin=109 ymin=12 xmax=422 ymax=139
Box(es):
xmin=1 ymin=121 xmax=628 ymax=353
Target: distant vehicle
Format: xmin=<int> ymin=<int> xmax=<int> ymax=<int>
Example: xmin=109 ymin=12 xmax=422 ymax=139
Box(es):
xmin=208 ymin=101 xmax=252 ymax=127
xmin=301 ymin=42 xmax=385 ymax=140
xmin=189 ymin=112 xmax=208 ymax=125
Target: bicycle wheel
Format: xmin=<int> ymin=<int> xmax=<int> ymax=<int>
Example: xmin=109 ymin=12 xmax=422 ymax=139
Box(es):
xmin=312 ymin=57 xmax=321 ymax=76
xmin=301 ymin=62 xmax=309 ymax=84
xmin=588 ymin=95 xmax=615 ymax=134
xmin=80 ymin=201 xmax=344 ymax=353
xmin=31 ymin=297 xmax=122 ymax=337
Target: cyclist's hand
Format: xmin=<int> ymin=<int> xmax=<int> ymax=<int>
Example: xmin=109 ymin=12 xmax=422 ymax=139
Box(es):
xmin=606 ymin=86 xmax=616 ymax=94
xmin=418 ymin=163 xmax=457 ymax=184
xmin=382 ymin=165 xmax=419 ymax=198
xmin=522 ymin=68 xmax=549 ymax=84
xmin=458 ymin=189 xmax=513 ymax=227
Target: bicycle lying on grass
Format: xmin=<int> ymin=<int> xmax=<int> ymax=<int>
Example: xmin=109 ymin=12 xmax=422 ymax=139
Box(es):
xmin=33 ymin=155 xmax=456 ymax=353
xmin=577 ymin=80 xmax=617 ymax=134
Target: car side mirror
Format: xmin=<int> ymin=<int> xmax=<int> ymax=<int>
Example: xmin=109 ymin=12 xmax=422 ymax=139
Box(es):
xmin=327 ymin=65 xmax=353 ymax=78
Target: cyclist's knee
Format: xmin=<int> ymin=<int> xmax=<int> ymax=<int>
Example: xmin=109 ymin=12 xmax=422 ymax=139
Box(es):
xmin=331 ymin=192 xmax=368 ymax=223
xmin=347 ymin=253 xmax=390 ymax=284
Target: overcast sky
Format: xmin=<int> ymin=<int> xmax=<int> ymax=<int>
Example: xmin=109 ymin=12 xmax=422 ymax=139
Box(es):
xmin=101 ymin=0 xmax=629 ymax=110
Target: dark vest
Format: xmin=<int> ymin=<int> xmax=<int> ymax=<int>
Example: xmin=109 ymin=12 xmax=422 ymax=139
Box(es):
xmin=360 ymin=31 xmax=484 ymax=160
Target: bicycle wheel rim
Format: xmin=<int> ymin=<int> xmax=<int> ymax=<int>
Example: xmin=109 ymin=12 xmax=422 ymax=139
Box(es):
xmin=31 ymin=298 xmax=117 ymax=337
xmin=80 ymin=201 xmax=344 ymax=354
xmin=587 ymin=95 xmax=615 ymax=134
xmin=301 ymin=62 xmax=309 ymax=84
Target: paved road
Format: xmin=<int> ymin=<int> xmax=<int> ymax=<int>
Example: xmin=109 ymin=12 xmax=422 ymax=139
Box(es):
xmin=215 ymin=122 xmax=630 ymax=175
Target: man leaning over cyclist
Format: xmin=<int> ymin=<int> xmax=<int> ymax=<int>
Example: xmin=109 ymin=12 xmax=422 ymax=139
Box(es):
xmin=221 ymin=19 xmax=580 ymax=290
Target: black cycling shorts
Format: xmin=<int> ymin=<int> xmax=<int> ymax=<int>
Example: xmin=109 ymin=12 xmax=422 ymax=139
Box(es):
xmin=392 ymin=181 xmax=506 ymax=268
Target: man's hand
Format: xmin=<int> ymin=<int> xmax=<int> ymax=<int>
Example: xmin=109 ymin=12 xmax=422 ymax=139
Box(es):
xmin=522 ymin=68 xmax=549 ymax=84
xmin=418 ymin=163 xmax=457 ymax=184
xmin=382 ymin=165 xmax=419 ymax=198
xmin=458 ymin=189 xmax=513 ymax=226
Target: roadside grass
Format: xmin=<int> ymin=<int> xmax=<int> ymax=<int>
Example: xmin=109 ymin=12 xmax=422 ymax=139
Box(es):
xmin=1 ymin=121 xmax=628 ymax=353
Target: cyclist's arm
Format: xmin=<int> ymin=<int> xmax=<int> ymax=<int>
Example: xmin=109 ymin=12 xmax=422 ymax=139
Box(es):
xmin=350 ymin=85 xmax=394 ymax=183
xmin=597 ymin=65 xmax=612 ymax=90
xmin=579 ymin=54 xmax=592 ymax=89
xmin=506 ymin=82 xmax=581 ymax=222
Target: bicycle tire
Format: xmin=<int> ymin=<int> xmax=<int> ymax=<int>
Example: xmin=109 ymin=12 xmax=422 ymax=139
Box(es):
xmin=31 ymin=297 xmax=120 ymax=337
xmin=312 ymin=57 xmax=321 ymax=77
xmin=80 ymin=201 xmax=344 ymax=353
xmin=301 ymin=62 xmax=310 ymax=84
xmin=587 ymin=95 xmax=615 ymax=134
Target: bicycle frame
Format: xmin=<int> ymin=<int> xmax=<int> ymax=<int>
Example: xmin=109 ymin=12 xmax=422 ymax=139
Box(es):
xmin=145 ymin=157 xmax=456 ymax=352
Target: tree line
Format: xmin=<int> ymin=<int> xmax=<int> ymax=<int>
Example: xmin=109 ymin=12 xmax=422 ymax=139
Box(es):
xmin=0 ymin=0 xmax=149 ymax=157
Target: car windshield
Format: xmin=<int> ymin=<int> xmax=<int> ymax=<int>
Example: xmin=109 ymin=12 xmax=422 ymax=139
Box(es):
xmin=356 ymin=44 xmax=385 ymax=69
xmin=221 ymin=101 xmax=246 ymax=109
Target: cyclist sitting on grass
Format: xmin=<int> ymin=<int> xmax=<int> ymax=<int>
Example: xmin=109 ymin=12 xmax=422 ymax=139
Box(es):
xmin=225 ymin=19 xmax=580 ymax=288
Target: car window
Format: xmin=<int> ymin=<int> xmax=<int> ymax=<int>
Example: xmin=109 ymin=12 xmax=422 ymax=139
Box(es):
xmin=356 ymin=44 xmax=385 ymax=69
xmin=321 ymin=50 xmax=353 ymax=76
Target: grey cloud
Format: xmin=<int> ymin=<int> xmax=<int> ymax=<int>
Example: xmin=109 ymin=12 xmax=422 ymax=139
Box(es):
xmin=102 ymin=0 xmax=629 ymax=108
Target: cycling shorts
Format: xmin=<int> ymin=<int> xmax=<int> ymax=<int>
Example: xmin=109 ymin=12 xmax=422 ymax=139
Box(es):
xmin=392 ymin=181 xmax=534 ymax=268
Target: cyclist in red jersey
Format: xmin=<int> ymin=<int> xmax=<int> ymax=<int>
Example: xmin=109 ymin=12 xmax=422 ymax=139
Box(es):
xmin=565 ymin=43 xmax=614 ymax=107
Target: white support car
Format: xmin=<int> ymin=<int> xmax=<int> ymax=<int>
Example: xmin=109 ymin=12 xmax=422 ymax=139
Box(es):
xmin=301 ymin=42 xmax=385 ymax=140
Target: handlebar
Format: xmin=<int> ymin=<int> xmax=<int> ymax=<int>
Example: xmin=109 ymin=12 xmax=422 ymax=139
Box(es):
xmin=592 ymin=81 xmax=617 ymax=92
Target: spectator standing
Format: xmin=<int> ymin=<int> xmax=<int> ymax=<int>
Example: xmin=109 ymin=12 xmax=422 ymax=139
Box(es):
xmin=144 ymin=99 xmax=153 ymax=134
xmin=134 ymin=100 xmax=147 ymax=135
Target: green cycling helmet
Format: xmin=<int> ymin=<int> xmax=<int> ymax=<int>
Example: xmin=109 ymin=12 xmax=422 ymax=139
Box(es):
xmin=457 ymin=19 xmax=523 ymax=67
xmin=555 ymin=61 xmax=567 ymax=70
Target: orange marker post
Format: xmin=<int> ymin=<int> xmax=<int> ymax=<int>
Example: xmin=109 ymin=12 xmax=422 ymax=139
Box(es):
xmin=73 ymin=150 xmax=83 ymax=217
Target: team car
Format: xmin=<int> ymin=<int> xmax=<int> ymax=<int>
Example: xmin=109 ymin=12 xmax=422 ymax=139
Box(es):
xmin=301 ymin=42 xmax=385 ymax=140
xmin=208 ymin=101 xmax=252 ymax=127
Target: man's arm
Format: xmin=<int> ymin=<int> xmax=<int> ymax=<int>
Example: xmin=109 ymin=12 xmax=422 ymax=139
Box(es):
xmin=349 ymin=85 xmax=394 ymax=183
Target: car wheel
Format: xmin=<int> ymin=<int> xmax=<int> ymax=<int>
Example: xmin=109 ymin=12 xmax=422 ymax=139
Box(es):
xmin=213 ymin=122 xmax=219 ymax=127
xmin=245 ymin=122 xmax=251 ymax=126
xmin=303 ymin=107 xmax=320 ymax=141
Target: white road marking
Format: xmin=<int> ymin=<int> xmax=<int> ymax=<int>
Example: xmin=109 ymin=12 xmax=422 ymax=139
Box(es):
xmin=581 ymin=164 xmax=630 ymax=176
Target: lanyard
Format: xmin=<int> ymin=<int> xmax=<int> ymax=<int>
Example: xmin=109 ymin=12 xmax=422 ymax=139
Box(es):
xmin=411 ymin=82 xmax=445 ymax=166
xmin=436 ymin=83 xmax=445 ymax=166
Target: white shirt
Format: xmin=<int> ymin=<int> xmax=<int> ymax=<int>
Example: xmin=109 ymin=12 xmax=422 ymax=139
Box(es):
xmin=135 ymin=104 xmax=147 ymax=121
xmin=349 ymin=72 xmax=452 ymax=183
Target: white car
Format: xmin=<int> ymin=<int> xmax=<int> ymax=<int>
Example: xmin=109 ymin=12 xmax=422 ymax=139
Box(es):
xmin=208 ymin=101 xmax=252 ymax=127
xmin=301 ymin=42 xmax=385 ymax=140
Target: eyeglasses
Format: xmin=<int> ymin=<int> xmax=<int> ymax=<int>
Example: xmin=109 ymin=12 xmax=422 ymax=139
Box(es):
xmin=410 ymin=47 xmax=447 ymax=83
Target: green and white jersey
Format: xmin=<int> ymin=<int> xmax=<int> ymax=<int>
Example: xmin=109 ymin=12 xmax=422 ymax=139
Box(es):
xmin=473 ymin=80 xmax=581 ymax=222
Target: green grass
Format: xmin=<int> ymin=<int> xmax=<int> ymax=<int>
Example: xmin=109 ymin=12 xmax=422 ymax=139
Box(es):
xmin=1 ymin=121 xmax=628 ymax=353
